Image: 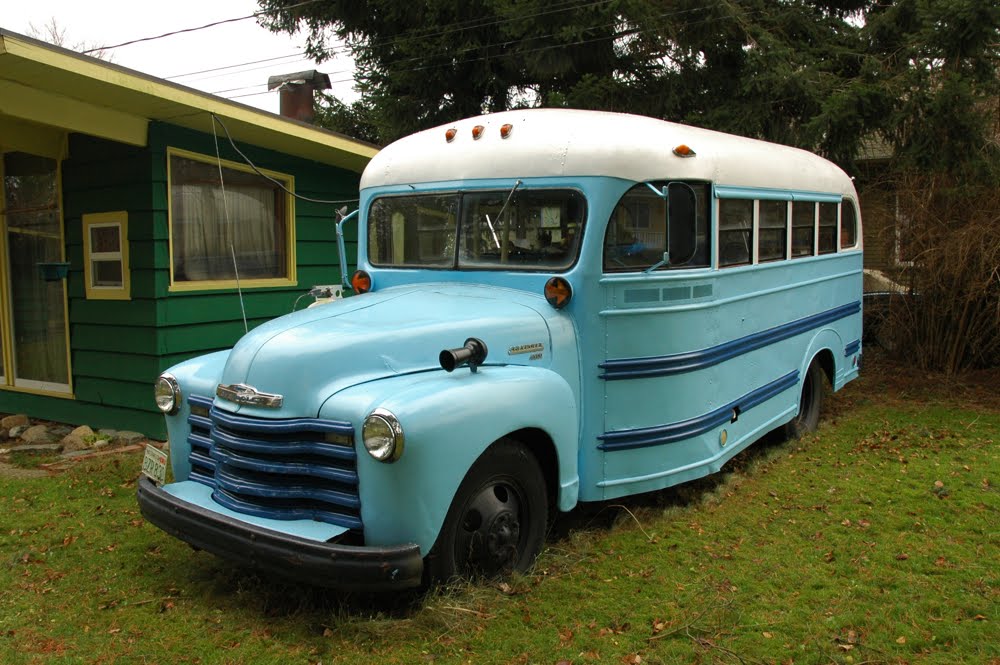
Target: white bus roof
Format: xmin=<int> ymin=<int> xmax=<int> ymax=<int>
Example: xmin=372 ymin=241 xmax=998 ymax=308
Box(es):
xmin=361 ymin=109 xmax=856 ymax=199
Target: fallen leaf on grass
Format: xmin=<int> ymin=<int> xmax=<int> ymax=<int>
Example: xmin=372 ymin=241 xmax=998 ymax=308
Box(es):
xmin=896 ymin=636 xmax=907 ymax=644
xmin=762 ymin=631 xmax=773 ymax=639
xmin=895 ymin=553 xmax=909 ymax=560
xmin=622 ymin=654 xmax=641 ymax=664
xmin=558 ymin=628 xmax=574 ymax=645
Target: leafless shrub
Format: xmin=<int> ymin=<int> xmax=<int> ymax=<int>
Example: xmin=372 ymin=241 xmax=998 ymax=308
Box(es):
xmin=882 ymin=174 xmax=1000 ymax=373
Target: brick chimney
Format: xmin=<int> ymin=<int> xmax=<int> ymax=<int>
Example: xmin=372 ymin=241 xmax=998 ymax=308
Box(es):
xmin=267 ymin=70 xmax=332 ymax=123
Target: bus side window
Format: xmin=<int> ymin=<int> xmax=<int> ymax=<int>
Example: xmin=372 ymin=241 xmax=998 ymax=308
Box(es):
xmin=841 ymin=201 xmax=858 ymax=248
xmin=791 ymin=202 xmax=815 ymax=258
xmin=603 ymin=182 xmax=710 ymax=272
xmin=758 ymin=200 xmax=787 ymax=262
xmin=719 ymin=199 xmax=753 ymax=267
xmin=818 ymin=202 xmax=838 ymax=254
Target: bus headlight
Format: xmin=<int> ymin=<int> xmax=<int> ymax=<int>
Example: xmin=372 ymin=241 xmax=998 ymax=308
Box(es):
xmin=362 ymin=408 xmax=404 ymax=462
xmin=154 ymin=373 xmax=181 ymax=415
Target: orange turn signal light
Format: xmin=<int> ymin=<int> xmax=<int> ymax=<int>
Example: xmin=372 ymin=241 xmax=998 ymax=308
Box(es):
xmin=445 ymin=128 xmax=457 ymax=142
xmin=544 ymin=276 xmax=572 ymax=309
xmin=672 ymin=144 xmax=696 ymax=157
xmin=500 ymin=123 xmax=513 ymax=139
xmin=472 ymin=125 xmax=485 ymax=140
xmin=351 ymin=270 xmax=372 ymax=294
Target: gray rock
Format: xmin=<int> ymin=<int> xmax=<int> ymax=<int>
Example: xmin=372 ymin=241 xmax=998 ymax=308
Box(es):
xmin=1 ymin=414 xmax=28 ymax=429
xmin=70 ymin=425 xmax=95 ymax=438
xmin=93 ymin=439 xmax=110 ymax=449
xmin=21 ymin=425 xmax=57 ymax=444
xmin=9 ymin=443 xmax=62 ymax=454
xmin=49 ymin=425 xmax=73 ymax=439
xmin=8 ymin=425 xmax=27 ymax=438
xmin=60 ymin=434 xmax=90 ymax=453
xmin=98 ymin=428 xmax=119 ymax=440
xmin=114 ymin=430 xmax=146 ymax=445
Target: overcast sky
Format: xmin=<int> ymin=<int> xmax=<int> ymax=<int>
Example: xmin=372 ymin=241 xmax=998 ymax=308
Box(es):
xmin=2 ymin=0 xmax=358 ymax=114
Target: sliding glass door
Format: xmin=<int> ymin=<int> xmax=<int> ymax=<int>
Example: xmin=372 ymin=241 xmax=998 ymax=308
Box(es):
xmin=1 ymin=150 xmax=70 ymax=393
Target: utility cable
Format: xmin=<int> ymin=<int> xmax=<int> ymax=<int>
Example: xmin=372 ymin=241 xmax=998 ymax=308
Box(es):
xmin=83 ymin=0 xmax=323 ymax=53
xmin=210 ymin=113 xmax=360 ymax=206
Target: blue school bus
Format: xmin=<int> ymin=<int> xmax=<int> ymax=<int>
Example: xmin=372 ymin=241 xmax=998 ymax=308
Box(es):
xmin=138 ymin=109 xmax=862 ymax=589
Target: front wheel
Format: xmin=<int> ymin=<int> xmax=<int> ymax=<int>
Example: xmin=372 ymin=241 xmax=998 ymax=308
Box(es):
xmin=425 ymin=440 xmax=547 ymax=584
xmin=784 ymin=359 xmax=824 ymax=439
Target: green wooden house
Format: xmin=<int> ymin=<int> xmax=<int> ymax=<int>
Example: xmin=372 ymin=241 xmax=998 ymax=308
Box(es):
xmin=0 ymin=29 xmax=378 ymax=438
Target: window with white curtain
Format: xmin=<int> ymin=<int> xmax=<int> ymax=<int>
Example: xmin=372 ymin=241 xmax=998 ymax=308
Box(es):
xmin=168 ymin=151 xmax=294 ymax=287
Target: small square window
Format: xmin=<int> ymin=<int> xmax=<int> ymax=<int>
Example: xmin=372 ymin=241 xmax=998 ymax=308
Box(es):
xmin=82 ymin=212 xmax=129 ymax=300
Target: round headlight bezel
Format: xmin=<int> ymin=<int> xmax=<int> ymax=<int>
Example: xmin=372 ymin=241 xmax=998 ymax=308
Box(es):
xmin=362 ymin=408 xmax=404 ymax=463
xmin=154 ymin=373 xmax=181 ymax=415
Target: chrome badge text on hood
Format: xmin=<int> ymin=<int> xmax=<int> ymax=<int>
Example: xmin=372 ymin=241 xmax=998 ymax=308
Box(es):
xmin=216 ymin=383 xmax=284 ymax=409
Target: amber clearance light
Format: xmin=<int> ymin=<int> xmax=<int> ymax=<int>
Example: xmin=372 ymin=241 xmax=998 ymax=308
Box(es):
xmin=500 ymin=123 xmax=514 ymax=139
xmin=544 ymin=276 xmax=572 ymax=309
xmin=351 ymin=270 xmax=372 ymax=294
xmin=445 ymin=127 xmax=457 ymax=142
xmin=672 ymin=144 xmax=696 ymax=157
xmin=472 ymin=125 xmax=485 ymax=140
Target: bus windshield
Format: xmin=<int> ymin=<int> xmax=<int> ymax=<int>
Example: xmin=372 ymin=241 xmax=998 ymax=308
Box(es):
xmin=368 ymin=189 xmax=585 ymax=271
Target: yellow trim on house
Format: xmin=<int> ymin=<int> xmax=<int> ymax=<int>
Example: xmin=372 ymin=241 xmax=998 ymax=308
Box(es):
xmin=0 ymin=79 xmax=147 ymax=147
xmin=0 ymin=116 xmax=67 ymax=158
xmin=0 ymin=153 xmax=10 ymax=384
xmin=0 ymin=383 xmax=76 ymax=400
xmin=0 ymin=30 xmax=378 ymax=172
xmin=166 ymin=147 xmax=297 ymax=292
xmin=82 ymin=211 xmax=131 ymax=301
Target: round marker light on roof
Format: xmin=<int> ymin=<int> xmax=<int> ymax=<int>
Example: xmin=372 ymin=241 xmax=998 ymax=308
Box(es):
xmin=445 ymin=127 xmax=458 ymax=142
xmin=500 ymin=123 xmax=514 ymax=139
xmin=673 ymin=144 xmax=696 ymax=158
xmin=544 ymin=276 xmax=573 ymax=309
xmin=351 ymin=270 xmax=372 ymax=294
xmin=472 ymin=125 xmax=485 ymax=140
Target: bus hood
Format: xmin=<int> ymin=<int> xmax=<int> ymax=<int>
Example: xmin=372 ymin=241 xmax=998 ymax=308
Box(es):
xmin=214 ymin=285 xmax=552 ymax=417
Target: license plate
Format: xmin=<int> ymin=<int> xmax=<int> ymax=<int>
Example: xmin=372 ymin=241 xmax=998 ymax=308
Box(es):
xmin=141 ymin=444 xmax=168 ymax=485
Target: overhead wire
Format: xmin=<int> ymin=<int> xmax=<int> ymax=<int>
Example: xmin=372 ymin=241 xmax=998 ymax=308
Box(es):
xmin=168 ymin=52 xmax=308 ymax=81
xmin=221 ymin=2 xmax=749 ymax=101
xmin=210 ymin=113 xmax=359 ymax=206
xmin=82 ymin=0 xmax=323 ymax=53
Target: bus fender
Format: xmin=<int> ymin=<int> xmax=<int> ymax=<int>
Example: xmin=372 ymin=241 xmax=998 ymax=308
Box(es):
xmin=321 ymin=365 xmax=579 ymax=554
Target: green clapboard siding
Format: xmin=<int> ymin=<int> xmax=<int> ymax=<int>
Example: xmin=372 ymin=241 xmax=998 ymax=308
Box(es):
xmin=0 ymin=391 xmax=168 ymax=439
xmin=11 ymin=123 xmax=365 ymax=439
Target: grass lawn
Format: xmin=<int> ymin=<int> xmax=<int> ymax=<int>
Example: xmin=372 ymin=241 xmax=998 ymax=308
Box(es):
xmin=1 ymin=352 xmax=997 ymax=664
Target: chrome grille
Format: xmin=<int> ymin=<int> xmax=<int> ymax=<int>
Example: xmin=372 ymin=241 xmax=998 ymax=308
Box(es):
xmin=185 ymin=394 xmax=361 ymax=531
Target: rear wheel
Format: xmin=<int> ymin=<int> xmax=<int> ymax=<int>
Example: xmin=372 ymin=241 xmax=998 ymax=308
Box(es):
xmin=425 ymin=440 xmax=547 ymax=583
xmin=784 ymin=359 xmax=824 ymax=439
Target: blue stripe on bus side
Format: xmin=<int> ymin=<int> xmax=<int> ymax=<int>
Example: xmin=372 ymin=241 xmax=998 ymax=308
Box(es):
xmin=599 ymin=301 xmax=860 ymax=380
xmin=598 ymin=371 xmax=800 ymax=452
xmin=844 ymin=339 xmax=861 ymax=356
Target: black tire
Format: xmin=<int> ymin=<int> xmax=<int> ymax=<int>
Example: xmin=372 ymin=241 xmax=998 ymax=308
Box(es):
xmin=425 ymin=440 xmax=547 ymax=584
xmin=784 ymin=359 xmax=824 ymax=439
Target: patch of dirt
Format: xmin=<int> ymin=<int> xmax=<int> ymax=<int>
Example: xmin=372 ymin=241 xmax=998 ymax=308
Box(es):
xmin=855 ymin=349 xmax=1000 ymax=411
xmin=0 ymin=462 xmax=53 ymax=479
